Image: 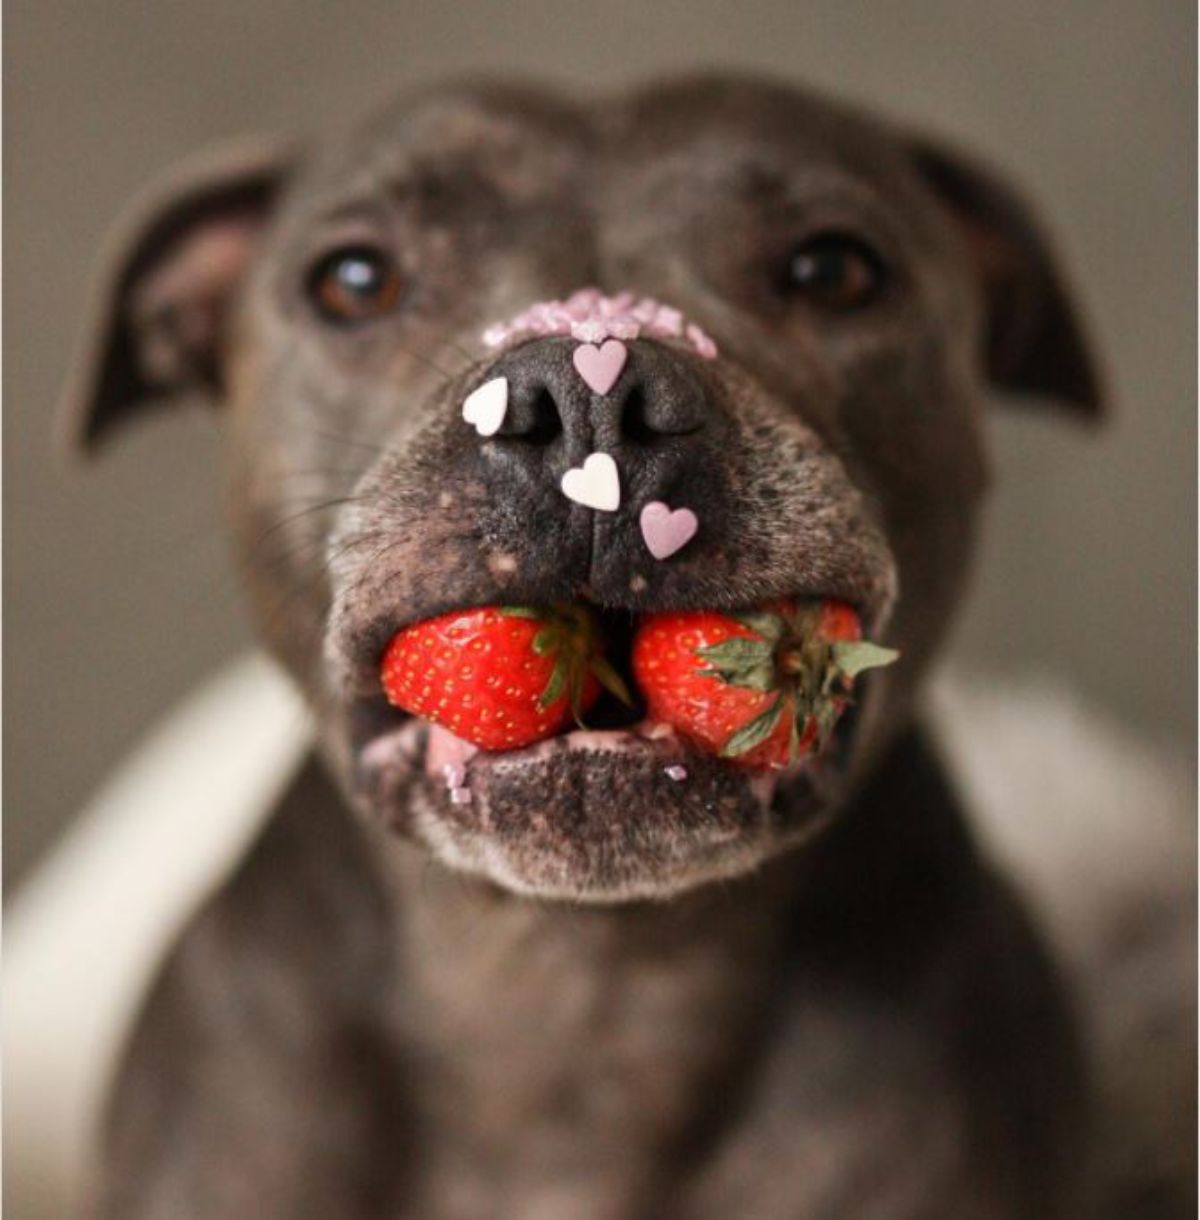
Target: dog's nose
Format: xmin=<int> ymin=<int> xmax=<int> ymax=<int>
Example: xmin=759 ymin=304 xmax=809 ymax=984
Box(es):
xmin=489 ymin=336 xmax=709 ymax=453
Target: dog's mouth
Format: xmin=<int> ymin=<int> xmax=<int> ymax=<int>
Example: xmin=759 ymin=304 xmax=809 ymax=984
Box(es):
xmin=340 ymin=599 xmax=878 ymax=901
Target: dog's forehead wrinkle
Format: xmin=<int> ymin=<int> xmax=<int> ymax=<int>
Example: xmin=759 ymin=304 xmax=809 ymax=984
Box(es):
xmin=363 ymin=78 xmax=594 ymax=145
xmin=602 ymin=137 xmax=889 ymax=203
xmin=280 ymin=78 xmax=940 ymax=262
xmin=298 ymin=88 xmax=593 ymax=219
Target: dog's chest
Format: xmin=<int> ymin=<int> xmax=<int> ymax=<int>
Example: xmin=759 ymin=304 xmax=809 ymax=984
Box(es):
xmin=388 ymin=977 xmax=977 ymax=1220
xmin=385 ymin=872 xmax=785 ymax=1217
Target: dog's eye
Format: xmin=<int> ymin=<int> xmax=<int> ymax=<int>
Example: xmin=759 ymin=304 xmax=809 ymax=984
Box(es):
xmin=308 ymin=246 xmax=405 ymax=323
xmin=780 ymin=233 xmax=887 ymax=310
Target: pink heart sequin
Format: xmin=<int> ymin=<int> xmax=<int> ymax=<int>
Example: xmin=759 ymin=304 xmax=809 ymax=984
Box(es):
xmin=461 ymin=377 xmax=508 ymax=436
xmin=561 ymin=452 xmax=621 ymax=512
xmin=639 ymin=501 xmax=699 ymax=560
xmin=572 ymin=339 xmax=628 ymax=395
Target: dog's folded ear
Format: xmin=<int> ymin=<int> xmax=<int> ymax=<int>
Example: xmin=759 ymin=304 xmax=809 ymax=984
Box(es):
xmin=58 ymin=138 xmax=295 ymax=456
xmin=908 ymin=136 xmax=1105 ymax=419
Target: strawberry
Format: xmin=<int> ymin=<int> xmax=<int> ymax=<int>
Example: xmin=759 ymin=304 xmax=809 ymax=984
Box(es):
xmin=381 ymin=604 xmax=630 ymax=751
xmin=631 ymin=600 xmax=897 ymax=769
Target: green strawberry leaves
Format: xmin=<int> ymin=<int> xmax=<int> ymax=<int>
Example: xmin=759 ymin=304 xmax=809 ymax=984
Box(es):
xmin=830 ymin=640 xmax=900 ymax=682
xmin=696 ymin=638 xmax=774 ymax=669
xmin=720 ymin=695 xmax=786 ymax=758
xmin=695 ymin=637 xmax=777 ymax=693
xmin=538 ymin=660 xmax=566 ymax=710
xmin=502 ymin=601 xmax=900 ymax=758
xmin=732 ymin=611 xmax=786 ymax=645
xmin=507 ymin=604 xmax=632 ymax=723
xmin=811 ymin=699 xmax=842 ymax=752
xmin=697 ymin=605 xmax=900 ymax=763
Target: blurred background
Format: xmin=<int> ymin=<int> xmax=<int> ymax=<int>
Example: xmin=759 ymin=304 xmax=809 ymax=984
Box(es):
xmin=5 ymin=0 xmax=1195 ymax=891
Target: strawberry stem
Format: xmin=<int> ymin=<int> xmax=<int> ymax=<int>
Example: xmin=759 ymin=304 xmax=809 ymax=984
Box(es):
xmin=590 ymin=655 xmax=634 ymax=706
xmin=505 ymin=603 xmax=632 ymax=722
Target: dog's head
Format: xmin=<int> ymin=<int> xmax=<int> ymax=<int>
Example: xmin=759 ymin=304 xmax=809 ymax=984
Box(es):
xmin=63 ymin=75 xmax=1101 ymax=901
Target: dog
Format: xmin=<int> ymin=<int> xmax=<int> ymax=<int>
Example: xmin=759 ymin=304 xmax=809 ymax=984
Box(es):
xmin=61 ymin=73 xmax=1162 ymax=1218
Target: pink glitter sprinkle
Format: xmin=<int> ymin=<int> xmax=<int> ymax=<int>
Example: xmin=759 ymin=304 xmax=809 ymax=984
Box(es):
xmin=483 ymin=287 xmax=718 ymax=360
xmin=449 ymin=786 xmax=472 ymax=805
xmin=686 ymin=323 xmax=718 ymax=359
xmin=442 ymin=762 xmax=467 ymax=789
xmin=664 ymin=765 xmax=689 ymax=782
xmin=571 ymin=319 xmax=610 ymax=343
xmin=605 ymin=318 xmax=641 ymax=340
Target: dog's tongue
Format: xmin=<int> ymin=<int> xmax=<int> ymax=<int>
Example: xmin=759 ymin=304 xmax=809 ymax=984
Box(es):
xmin=423 ymin=719 xmax=643 ymax=775
xmin=425 ymin=723 xmax=478 ymax=780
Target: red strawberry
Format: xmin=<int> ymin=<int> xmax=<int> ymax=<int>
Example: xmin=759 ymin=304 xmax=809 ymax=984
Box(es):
xmin=631 ymin=599 xmax=897 ymax=769
xmin=381 ymin=604 xmax=630 ymax=751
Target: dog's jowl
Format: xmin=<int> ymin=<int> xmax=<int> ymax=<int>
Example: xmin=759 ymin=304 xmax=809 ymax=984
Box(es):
xmin=65 ymin=76 xmax=1129 ymax=1218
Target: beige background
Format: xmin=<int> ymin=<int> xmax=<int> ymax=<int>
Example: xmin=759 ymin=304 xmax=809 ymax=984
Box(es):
xmin=6 ymin=0 xmax=1195 ymax=889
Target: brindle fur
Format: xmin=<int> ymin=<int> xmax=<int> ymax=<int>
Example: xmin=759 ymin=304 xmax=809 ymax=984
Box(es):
xmin=66 ymin=76 xmax=1114 ymax=1217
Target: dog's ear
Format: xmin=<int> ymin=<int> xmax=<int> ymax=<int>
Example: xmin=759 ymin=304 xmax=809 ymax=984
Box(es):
xmin=58 ymin=138 xmax=294 ymax=455
xmin=908 ymin=136 xmax=1104 ymax=418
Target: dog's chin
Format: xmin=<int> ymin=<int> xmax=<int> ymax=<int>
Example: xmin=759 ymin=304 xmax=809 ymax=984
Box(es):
xmin=346 ymin=700 xmax=860 ymax=903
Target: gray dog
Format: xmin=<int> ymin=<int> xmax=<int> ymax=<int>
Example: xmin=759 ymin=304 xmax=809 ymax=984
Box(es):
xmin=64 ymin=74 xmax=1154 ymax=1218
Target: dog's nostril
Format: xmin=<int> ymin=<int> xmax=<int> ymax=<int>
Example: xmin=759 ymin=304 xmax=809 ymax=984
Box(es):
xmin=502 ymin=386 xmax=563 ymax=445
xmin=621 ymin=386 xmax=657 ymax=444
xmin=525 ymin=389 xmax=563 ymax=444
xmin=621 ymin=383 xmax=704 ymax=443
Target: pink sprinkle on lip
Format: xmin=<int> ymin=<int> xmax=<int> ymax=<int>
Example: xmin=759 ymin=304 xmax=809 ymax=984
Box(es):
xmin=483 ymin=288 xmax=718 ymax=360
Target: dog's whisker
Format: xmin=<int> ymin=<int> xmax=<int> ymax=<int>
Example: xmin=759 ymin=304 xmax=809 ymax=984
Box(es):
xmin=254 ymin=496 xmax=370 ymax=548
xmin=254 ymin=580 xmax=334 ymax=652
xmin=433 ymin=333 xmax=485 ymax=369
xmin=265 ymin=469 xmax=374 ymax=486
xmin=253 ymin=524 xmax=401 ymax=643
xmin=236 ymin=529 xmax=378 ymax=639
xmin=300 ymin=430 xmax=393 ymax=457
xmin=387 ymin=336 xmax=470 ymax=382
xmin=249 ymin=516 xmax=395 ymax=582
xmin=253 ymin=538 xmax=343 ymax=576
xmin=329 ymin=532 xmax=415 ymax=613
xmin=260 ymin=520 xmax=383 ymax=562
